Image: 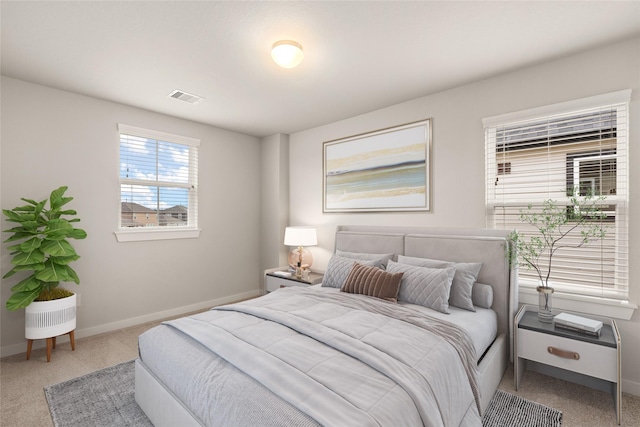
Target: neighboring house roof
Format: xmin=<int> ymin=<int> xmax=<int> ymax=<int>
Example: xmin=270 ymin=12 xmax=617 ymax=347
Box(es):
xmin=121 ymin=202 xmax=154 ymax=213
xmin=120 ymin=202 xmax=187 ymax=214
xmin=162 ymin=205 xmax=188 ymax=214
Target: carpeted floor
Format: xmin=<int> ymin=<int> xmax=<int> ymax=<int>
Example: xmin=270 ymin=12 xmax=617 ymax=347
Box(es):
xmin=44 ymin=360 xmax=562 ymax=427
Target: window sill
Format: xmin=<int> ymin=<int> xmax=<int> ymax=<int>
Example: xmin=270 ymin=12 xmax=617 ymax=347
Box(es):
xmin=519 ymin=286 xmax=637 ymax=321
xmin=114 ymin=228 xmax=200 ymax=242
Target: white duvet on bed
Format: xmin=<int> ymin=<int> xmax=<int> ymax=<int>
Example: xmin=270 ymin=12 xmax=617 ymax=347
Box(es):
xmin=139 ymin=286 xmax=493 ymax=426
xmin=312 ymin=284 xmax=498 ymax=359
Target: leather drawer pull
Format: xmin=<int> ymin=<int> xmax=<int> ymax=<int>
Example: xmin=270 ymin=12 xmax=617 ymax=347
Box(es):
xmin=548 ymin=346 xmax=580 ymax=360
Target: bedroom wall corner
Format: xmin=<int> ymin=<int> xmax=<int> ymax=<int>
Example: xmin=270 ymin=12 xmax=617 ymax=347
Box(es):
xmin=260 ymin=133 xmax=290 ymax=276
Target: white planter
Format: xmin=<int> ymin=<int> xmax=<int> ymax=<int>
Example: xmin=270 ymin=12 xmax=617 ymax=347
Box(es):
xmin=25 ymin=294 xmax=76 ymax=340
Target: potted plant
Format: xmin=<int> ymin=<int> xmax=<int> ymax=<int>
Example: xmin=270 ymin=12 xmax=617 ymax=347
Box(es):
xmin=3 ymin=186 xmax=87 ymax=360
xmin=508 ymin=189 xmax=607 ymax=322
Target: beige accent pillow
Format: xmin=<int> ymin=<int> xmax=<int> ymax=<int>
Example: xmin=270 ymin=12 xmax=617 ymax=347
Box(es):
xmin=340 ymin=262 xmax=403 ymax=303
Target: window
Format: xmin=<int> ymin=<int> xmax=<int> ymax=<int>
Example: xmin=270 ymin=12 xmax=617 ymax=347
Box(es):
xmin=497 ymin=162 xmax=511 ymax=175
xmin=116 ymin=124 xmax=200 ymax=242
xmin=483 ymin=90 xmax=630 ymax=309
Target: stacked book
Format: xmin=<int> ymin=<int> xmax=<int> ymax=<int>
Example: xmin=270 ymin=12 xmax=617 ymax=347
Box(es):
xmin=553 ymin=312 xmax=603 ymax=337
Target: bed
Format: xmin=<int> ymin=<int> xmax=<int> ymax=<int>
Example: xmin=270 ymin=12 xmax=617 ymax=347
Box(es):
xmin=135 ymin=225 xmax=517 ymax=426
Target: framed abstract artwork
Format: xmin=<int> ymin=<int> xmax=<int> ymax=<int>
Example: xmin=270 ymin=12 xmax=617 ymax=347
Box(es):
xmin=323 ymin=119 xmax=431 ymax=213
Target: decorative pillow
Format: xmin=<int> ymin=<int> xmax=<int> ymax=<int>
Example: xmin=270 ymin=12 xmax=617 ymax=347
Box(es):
xmin=322 ymin=255 xmax=380 ymax=288
xmin=472 ymin=283 xmax=493 ymax=309
xmin=341 ymin=263 xmax=403 ymax=302
xmin=335 ymin=250 xmax=395 ymax=268
xmin=386 ymin=260 xmax=455 ymax=314
xmin=397 ymin=255 xmax=482 ymax=312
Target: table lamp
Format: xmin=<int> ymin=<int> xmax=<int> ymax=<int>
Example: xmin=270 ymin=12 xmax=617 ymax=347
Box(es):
xmin=284 ymin=226 xmax=317 ymax=278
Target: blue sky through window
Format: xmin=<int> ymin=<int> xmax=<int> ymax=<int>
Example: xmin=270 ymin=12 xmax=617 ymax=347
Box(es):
xmin=120 ymin=135 xmax=190 ymax=211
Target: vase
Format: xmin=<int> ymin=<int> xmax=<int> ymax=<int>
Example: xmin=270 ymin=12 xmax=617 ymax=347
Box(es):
xmin=536 ymin=285 xmax=554 ymax=323
xmin=25 ymin=294 xmax=76 ymax=340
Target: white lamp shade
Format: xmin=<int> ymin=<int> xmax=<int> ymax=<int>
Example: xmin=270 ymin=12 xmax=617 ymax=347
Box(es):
xmin=284 ymin=226 xmax=317 ymax=247
xmin=271 ymin=40 xmax=304 ymax=69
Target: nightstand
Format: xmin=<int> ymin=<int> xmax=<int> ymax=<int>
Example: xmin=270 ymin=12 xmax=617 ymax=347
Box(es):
xmin=263 ymin=267 xmax=324 ymax=293
xmin=515 ymin=304 xmax=621 ymax=424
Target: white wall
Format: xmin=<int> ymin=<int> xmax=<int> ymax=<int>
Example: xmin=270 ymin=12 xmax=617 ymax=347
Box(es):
xmin=288 ymin=37 xmax=640 ymax=394
xmin=260 ymin=133 xmax=290 ymax=275
xmin=1 ymin=76 xmax=263 ymax=355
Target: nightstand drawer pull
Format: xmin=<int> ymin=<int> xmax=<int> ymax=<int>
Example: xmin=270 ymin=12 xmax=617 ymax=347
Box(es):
xmin=548 ymin=346 xmax=580 ymax=360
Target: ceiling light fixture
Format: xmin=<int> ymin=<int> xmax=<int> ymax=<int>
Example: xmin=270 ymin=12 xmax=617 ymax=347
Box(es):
xmin=271 ymin=40 xmax=304 ymax=69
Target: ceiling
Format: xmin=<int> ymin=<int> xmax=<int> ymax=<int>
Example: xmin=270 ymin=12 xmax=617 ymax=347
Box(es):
xmin=2 ymin=1 xmax=639 ymax=138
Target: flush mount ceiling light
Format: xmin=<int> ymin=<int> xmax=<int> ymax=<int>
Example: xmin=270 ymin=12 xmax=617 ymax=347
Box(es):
xmin=271 ymin=40 xmax=304 ymax=69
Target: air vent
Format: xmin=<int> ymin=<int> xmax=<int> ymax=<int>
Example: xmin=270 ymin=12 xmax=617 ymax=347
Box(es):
xmin=168 ymin=90 xmax=204 ymax=104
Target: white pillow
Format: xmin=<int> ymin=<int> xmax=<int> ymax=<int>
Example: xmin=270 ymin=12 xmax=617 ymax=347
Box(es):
xmin=472 ymin=283 xmax=493 ymax=309
xmin=335 ymin=250 xmax=395 ymax=268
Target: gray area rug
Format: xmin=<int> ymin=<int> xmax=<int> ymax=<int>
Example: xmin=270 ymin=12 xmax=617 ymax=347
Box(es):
xmin=44 ymin=360 xmax=152 ymax=427
xmin=46 ymin=360 xmax=562 ymax=427
xmin=483 ymin=389 xmax=563 ymax=427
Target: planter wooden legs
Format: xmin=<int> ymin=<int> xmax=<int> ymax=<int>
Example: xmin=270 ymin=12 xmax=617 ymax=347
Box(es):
xmin=26 ymin=330 xmax=75 ymax=362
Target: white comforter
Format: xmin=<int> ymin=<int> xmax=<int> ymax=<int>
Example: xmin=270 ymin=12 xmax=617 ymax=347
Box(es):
xmin=165 ymin=287 xmax=481 ymax=426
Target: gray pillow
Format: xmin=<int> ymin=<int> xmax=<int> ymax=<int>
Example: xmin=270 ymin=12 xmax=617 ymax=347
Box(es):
xmin=335 ymin=250 xmax=395 ymax=268
xmin=322 ymin=255 xmax=380 ymax=288
xmin=386 ymin=260 xmax=455 ymax=314
xmin=472 ymin=283 xmax=493 ymax=309
xmin=397 ymin=255 xmax=482 ymax=312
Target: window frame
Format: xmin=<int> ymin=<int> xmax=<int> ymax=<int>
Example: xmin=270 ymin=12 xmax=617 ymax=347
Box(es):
xmin=483 ymin=90 xmax=635 ymax=320
xmin=115 ymin=124 xmax=200 ymax=242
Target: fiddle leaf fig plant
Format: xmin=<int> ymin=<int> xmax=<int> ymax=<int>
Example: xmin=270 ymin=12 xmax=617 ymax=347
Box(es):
xmin=3 ymin=186 xmax=87 ymax=311
xmin=507 ymin=188 xmax=607 ymax=289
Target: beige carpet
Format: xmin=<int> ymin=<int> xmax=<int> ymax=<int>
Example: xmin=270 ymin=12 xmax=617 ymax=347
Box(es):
xmin=2 ymin=314 xmax=639 ymax=426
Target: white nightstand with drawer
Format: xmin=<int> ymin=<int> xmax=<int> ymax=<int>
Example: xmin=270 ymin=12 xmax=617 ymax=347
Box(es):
xmin=263 ymin=267 xmax=324 ymax=293
xmin=515 ymin=305 xmax=621 ymax=424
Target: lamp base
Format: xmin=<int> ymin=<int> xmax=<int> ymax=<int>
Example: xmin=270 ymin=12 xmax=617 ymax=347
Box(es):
xmin=288 ymin=248 xmax=313 ymax=270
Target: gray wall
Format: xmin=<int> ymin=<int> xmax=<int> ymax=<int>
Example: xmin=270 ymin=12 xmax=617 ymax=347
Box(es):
xmin=1 ymin=76 xmax=262 ymax=355
xmin=287 ymin=37 xmax=640 ymax=394
xmin=259 ymin=133 xmax=290 ymax=275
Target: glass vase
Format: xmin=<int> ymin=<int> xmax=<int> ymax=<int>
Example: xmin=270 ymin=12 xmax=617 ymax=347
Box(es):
xmin=537 ymin=285 xmax=554 ymax=323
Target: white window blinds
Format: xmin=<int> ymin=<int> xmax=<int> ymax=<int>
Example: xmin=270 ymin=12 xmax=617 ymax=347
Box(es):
xmin=118 ymin=124 xmax=199 ymax=231
xmin=484 ymin=91 xmax=630 ymax=302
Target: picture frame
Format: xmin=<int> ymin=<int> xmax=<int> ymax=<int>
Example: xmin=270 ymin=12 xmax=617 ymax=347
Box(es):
xmin=323 ymin=119 xmax=431 ymax=213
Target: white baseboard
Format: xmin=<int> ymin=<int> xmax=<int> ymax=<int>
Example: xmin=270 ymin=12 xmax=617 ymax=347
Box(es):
xmin=0 ymin=289 xmax=261 ymax=358
xmin=622 ymin=378 xmax=640 ymax=397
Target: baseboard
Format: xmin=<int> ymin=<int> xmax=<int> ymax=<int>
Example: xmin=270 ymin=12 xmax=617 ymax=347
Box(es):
xmin=622 ymin=378 xmax=640 ymax=397
xmin=0 ymin=289 xmax=261 ymax=358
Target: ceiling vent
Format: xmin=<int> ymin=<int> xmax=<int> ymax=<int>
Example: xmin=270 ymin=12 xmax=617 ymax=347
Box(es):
xmin=168 ymin=90 xmax=204 ymax=104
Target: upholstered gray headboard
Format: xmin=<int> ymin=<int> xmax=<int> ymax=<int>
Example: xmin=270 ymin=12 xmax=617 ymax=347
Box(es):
xmin=334 ymin=225 xmax=517 ymax=358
